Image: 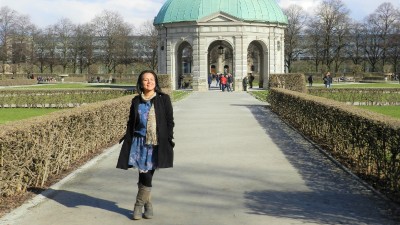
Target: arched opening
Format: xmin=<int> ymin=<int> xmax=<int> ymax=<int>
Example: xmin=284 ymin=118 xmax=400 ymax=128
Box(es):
xmin=176 ymin=41 xmax=193 ymax=89
xmin=224 ymin=65 xmax=230 ymax=74
xmin=207 ymin=40 xmax=233 ymax=90
xmin=210 ymin=65 xmax=216 ymax=74
xmin=247 ymin=41 xmax=267 ymax=88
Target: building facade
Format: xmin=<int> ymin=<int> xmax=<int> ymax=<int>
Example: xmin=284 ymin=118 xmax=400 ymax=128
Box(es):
xmin=154 ymin=0 xmax=287 ymax=91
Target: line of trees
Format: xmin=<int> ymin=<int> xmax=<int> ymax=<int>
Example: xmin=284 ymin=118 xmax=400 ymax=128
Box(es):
xmin=0 ymin=6 xmax=157 ymax=75
xmin=284 ymin=0 xmax=400 ymax=74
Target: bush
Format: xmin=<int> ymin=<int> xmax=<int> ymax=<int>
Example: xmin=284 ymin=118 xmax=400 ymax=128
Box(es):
xmin=0 ymin=95 xmax=133 ymax=197
xmin=0 ymin=89 xmax=133 ymax=108
xmin=268 ymin=88 xmax=400 ymax=203
xmin=308 ymin=88 xmax=400 ymax=105
xmin=269 ymin=73 xmax=307 ymax=93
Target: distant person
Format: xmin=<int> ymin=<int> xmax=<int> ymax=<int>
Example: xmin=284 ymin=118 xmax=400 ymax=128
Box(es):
xmin=242 ymin=76 xmax=248 ymax=91
xmin=116 ymin=70 xmax=175 ymax=220
xmin=323 ymin=72 xmax=332 ymax=88
xmin=227 ymin=73 xmax=233 ymax=92
xmin=220 ymin=74 xmax=227 ymax=91
xmin=249 ymin=73 xmax=255 ymax=88
xmin=215 ymin=74 xmax=220 ymax=88
xmin=307 ymin=75 xmax=313 ymax=87
xmin=179 ymin=74 xmax=184 ymax=89
xmin=208 ymin=73 xmax=212 ymax=88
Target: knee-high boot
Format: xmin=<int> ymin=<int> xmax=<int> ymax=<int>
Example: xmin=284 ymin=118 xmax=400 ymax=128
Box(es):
xmin=133 ymin=184 xmax=146 ymax=220
xmin=143 ymin=190 xmax=153 ymax=219
xmin=133 ymin=184 xmax=153 ymax=220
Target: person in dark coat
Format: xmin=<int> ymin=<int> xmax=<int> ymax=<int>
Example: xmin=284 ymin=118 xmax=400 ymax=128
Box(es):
xmin=308 ymin=75 xmax=313 ymax=87
xmin=249 ymin=73 xmax=255 ymax=88
xmin=208 ymin=73 xmax=212 ymax=88
xmin=116 ymin=70 xmax=174 ymax=220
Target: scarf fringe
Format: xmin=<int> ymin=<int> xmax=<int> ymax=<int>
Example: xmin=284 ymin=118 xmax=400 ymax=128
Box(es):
xmin=141 ymin=93 xmax=158 ymax=146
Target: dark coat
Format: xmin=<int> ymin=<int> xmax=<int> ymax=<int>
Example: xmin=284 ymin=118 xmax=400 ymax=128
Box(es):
xmin=116 ymin=92 xmax=175 ymax=170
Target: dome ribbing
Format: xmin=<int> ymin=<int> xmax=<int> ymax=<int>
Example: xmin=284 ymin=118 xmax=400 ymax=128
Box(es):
xmin=154 ymin=0 xmax=288 ymax=25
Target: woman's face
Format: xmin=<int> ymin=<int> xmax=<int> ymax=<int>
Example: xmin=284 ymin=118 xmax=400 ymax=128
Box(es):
xmin=142 ymin=73 xmax=156 ymax=93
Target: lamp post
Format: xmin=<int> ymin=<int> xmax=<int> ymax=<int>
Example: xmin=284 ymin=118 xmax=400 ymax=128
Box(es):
xmin=218 ymin=45 xmax=224 ymax=73
xmin=218 ymin=45 xmax=224 ymax=55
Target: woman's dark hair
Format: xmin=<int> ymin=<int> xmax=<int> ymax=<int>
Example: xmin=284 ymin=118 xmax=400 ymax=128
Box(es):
xmin=136 ymin=70 xmax=162 ymax=94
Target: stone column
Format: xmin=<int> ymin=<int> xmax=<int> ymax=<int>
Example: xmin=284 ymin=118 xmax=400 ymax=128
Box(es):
xmin=168 ymin=44 xmax=175 ymax=90
xmin=233 ymin=35 xmax=247 ymax=91
xmin=192 ymin=32 xmax=208 ymax=91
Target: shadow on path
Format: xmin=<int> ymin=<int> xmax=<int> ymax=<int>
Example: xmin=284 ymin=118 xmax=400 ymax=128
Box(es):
xmin=37 ymin=188 xmax=131 ymax=219
xmin=231 ymin=103 xmax=397 ymax=224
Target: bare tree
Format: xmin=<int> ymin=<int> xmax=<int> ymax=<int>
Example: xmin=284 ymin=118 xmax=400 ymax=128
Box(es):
xmin=345 ymin=21 xmax=365 ymax=68
xmin=369 ymin=3 xmax=399 ymax=70
xmin=34 ymin=28 xmax=46 ymax=73
xmin=283 ymin=5 xmax=308 ymax=73
xmin=11 ymin=14 xmax=33 ymax=66
xmin=25 ymin=25 xmax=40 ymax=74
xmin=387 ymin=22 xmax=400 ymax=74
xmin=137 ymin=20 xmax=158 ymax=71
xmin=71 ymin=23 xmax=96 ymax=74
xmin=305 ymin=19 xmax=324 ymax=72
xmin=0 ymin=6 xmax=18 ymax=72
xmin=314 ymin=0 xmax=350 ymax=70
xmin=332 ymin=20 xmax=350 ymax=72
xmin=54 ymin=18 xmax=75 ymax=73
xmin=363 ymin=14 xmax=384 ymax=72
xmin=42 ymin=26 xmax=58 ymax=73
xmin=92 ymin=10 xmax=132 ymax=73
xmin=115 ymin=24 xmax=134 ymax=72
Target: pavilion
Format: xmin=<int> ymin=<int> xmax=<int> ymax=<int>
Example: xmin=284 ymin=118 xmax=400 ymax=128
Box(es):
xmin=154 ymin=0 xmax=288 ymax=91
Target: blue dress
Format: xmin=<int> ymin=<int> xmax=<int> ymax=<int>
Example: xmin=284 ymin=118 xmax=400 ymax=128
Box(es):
xmin=128 ymin=101 xmax=156 ymax=171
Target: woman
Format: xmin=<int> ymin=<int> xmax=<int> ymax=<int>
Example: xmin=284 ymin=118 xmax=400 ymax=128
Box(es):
xmin=116 ymin=70 xmax=175 ymax=220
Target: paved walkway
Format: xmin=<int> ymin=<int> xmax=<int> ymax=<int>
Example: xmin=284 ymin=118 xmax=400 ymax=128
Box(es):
xmin=1 ymin=91 xmax=398 ymax=225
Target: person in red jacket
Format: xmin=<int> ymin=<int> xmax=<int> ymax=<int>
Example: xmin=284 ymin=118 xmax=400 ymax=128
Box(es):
xmin=220 ymin=74 xmax=227 ymax=92
xmin=117 ymin=70 xmax=175 ymax=220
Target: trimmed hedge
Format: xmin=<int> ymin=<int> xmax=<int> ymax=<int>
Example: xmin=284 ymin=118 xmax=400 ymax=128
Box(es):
xmin=0 ymin=89 xmax=133 ymax=108
xmin=0 ymin=73 xmax=172 ymax=200
xmin=308 ymin=88 xmax=400 ymax=105
xmin=269 ymin=73 xmax=307 ymax=93
xmin=0 ymin=79 xmax=37 ymax=86
xmin=268 ymin=88 xmax=400 ymax=202
xmin=0 ymin=95 xmax=133 ymax=197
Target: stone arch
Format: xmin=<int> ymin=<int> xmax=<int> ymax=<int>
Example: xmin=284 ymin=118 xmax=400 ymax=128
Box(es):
xmin=175 ymin=41 xmax=193 ymax=89
xmin=207 ymin=39 xmax=234 ymax=90
xmin=247 ymin=40 xmax=268 ymax=88
xmin=207 ymin=40 xmax=234 ymax=73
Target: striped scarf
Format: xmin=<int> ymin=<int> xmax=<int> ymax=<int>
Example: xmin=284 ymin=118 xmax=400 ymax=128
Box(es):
xmin=141 ymin=92 xmax=158 ymax=145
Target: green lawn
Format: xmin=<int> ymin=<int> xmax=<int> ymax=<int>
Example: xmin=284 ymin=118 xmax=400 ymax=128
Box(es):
xmin=358 ymin=106 xmax=400 ymax=119
xmin=172 ymin=90 xmax=191 ymax=101
xmin=0 ymin=108 xmax=60 ymax=124
xmin=13 ymin=83 xmax=135 ymax=89
xmin=308 ymin=82 xmax=400 ymax=119
xmin=247 ymin=89 xmax=400 ymax=119
xmin=312 ymin=82 xmax=400 ymax=88
xmin=15 ymin=83 xmax=93 ymax=89
xmin=0 ymin=89 xmax=190 ymax=124
xmin=248 ymin=90 xmax=269 ymax=102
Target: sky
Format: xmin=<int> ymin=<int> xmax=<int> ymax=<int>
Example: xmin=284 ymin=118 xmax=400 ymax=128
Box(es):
xmin=0 ymin=0 xmax=399 ymax=29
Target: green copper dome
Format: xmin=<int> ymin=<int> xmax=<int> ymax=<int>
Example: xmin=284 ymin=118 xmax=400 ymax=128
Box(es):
xmin=154 ymin=0 xmax=288 ymax=25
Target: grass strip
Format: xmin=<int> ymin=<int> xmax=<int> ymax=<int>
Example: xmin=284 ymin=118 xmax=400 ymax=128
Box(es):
xmin=357 ymin=105 xmax=400 ymax=119
xmin=0 ymin=108 xmax=60 ymax=124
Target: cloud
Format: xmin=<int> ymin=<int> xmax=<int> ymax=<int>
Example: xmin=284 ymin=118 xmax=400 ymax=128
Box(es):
xmin=278 ymin=0 xmax=320 ymax=14
xmin=1 ymin=0 xmax=164 ymax=28
xmin=277 ymin=0 xmax=400 ymax=22
xmin=2 ymin=0 xmax=400 ymax=28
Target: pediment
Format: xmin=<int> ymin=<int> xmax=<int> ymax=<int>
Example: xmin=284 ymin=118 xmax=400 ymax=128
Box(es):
xmin=199 ymin=11 xmax=241 ymax=23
